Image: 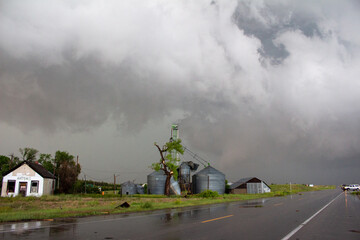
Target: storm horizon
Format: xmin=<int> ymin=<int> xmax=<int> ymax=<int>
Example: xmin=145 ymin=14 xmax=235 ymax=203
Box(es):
xmin=1 ymin=0 xmax=360 ymax=185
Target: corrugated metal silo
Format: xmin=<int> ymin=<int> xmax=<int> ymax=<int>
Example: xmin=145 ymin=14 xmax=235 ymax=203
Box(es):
xmin=179 ymin=162 xmax=191 ymax=191
xmin=147 ymin=170 xmax=167 ymax=195
xmin=121 ymin=181 xmax=137 ymax=195
xmin=136 ymin=184 xmax=145 ymax=194
xmin=192 ymin=166 xmax=225 ymax=194
xmin=147 ymin=170 xmax=181 ymax=195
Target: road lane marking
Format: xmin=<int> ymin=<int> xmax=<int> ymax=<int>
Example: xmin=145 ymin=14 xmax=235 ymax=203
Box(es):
xmin=281 ymin=192 xmax=344 ymax=240
xmin=274 ymin=203 xmax=283 ymax=206
xmin=201 ymin=215 xmax=233 ymax=223
xmin=298 ymin=198 xmax=304 ymax=201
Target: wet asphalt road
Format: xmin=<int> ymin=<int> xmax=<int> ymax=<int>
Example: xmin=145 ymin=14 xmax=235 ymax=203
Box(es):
xmin=0 ymin=188 xmax=359 ymax=240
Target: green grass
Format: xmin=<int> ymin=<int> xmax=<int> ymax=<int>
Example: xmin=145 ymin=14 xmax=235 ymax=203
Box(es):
xmin=0 ymin=184 xmax=335 ymax=222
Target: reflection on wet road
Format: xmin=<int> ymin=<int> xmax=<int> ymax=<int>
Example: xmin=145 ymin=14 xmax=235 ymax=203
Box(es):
xmin=1 ymin=189 xmax=359 ymax=240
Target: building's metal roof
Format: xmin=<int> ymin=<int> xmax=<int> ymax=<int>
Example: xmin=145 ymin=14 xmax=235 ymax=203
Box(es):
xmin=229 ymin=177 xmax=271 ymax=189
xmin=4 ymin=161 xmax=56 ymax=179
xmin=121 ymin=181 xmax=136 ymax=187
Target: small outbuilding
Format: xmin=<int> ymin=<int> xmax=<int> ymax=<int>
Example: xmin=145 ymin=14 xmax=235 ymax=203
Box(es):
xmin=1 ymin=161 xmax=55 ymax=197
xmin=121 ymin=181 xmax=144 ymax=195
xmin=229 ymin=177 xmax=271 ymax=194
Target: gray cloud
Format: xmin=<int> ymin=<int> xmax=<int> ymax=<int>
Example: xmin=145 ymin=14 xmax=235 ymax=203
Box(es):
xmin=0 ymin=0 xmax=359 ymax=184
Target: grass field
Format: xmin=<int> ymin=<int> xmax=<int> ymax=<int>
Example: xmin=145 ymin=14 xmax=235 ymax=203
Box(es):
xmin=0 ymin=184 xmax=335 ymax=222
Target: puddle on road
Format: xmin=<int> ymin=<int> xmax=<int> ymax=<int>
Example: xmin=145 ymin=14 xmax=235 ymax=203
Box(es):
xmin=238 ymin=199 xmax=266 ymax=208
xmin=238 ymin=205 xmax=263 ymax=208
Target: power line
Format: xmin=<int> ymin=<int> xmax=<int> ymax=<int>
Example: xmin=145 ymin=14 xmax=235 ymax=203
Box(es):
xmin=81 ymin=167 xmax=150 ymax=174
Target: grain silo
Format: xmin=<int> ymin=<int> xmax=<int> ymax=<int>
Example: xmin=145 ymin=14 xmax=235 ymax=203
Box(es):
xmin=192 ymin=166 xmax=225 ymax=194
xmin=136 ymin=184 xmax=145 ymax=194
xmin=178 ymin=161 xmax=199 ymax=192
xmin=147 ymin=170 xmax=181 ymax=195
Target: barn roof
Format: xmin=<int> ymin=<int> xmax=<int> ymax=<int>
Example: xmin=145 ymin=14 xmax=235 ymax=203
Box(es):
xmin=229 ymin=177 xmax=271 ymax=189
xmin=3 ymin=161 xmax=56 ymax=179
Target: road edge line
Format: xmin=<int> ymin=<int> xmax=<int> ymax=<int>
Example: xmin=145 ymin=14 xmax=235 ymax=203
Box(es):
xmin=281 ymin=191 xmax=344 ymax=240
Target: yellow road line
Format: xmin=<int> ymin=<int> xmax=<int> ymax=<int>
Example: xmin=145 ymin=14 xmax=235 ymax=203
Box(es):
xmin=201 ymin=215 xmax=234 ymax=223
xmin=274 ymin=202 xmax=283 ymax=206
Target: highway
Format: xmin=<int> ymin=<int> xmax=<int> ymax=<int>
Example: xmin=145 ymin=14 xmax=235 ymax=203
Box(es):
xmin=0 ymin=188 xmax=359 ymax=239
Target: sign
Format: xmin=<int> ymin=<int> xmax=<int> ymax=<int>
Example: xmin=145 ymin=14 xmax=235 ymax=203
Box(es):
xmin=17 ymin=176 xmax=31 ymax=181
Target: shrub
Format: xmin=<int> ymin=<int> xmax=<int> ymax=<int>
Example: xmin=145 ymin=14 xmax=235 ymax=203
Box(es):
xmin=198 ymin=190 xmax=220 ymax=198
xmin=140 ymin=202 xmax=153 ymax=209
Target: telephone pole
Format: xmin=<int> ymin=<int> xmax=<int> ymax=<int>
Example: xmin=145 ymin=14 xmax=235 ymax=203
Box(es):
xmin=84 ymin=174 xmax=87 ymax=194
xmin=114 ymin=174 xmax=116 ymax=194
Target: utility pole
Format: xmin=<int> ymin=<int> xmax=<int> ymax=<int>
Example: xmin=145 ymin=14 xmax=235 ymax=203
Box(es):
xmin=84 ymin=174 xmax=87 ymax=194
xmin=114 ymin=174 xmax=116 ymax=194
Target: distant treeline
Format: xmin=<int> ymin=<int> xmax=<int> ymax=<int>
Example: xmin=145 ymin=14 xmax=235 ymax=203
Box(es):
xmin=73 ymin=179 xmax=122 ymax=194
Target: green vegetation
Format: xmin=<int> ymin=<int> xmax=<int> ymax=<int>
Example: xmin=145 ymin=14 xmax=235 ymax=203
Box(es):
xmin=0 ymin=184 xmax=335 ymax=222
xmin=270 ymin=184 xmax=336 ymax=195
xmin=351 ymin=191 xmax=360 ymax=195
xmin=198 ymin=190 xmax=220 ymax=198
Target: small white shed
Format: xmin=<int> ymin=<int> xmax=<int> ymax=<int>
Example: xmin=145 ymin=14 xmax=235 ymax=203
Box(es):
xmin=1 ymin=161 xmax=55 ymax=197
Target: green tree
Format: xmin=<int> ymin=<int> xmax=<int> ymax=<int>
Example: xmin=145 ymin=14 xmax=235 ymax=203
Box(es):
xmin=38 ymin=153 xmax=55 ymax=174
xmin=0 ymin=155 xmax=11 ymax=188
xmin=55 ymin=151 xmax=81 ymax=193
xmin=19 ymin=147 xmax=38 ymax=162
xmin=152 ymin=139 xmax=184 ymax=196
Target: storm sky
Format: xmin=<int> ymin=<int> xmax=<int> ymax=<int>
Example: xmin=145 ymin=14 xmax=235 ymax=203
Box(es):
xmin=1 ymin=0 xmax=359 ymax=185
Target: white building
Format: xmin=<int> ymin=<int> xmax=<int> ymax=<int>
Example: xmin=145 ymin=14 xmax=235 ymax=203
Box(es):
xmin=1 ymin=161 xmax=55 ymax=197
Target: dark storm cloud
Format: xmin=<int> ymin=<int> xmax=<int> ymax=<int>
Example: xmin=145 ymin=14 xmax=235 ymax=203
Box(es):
xmin=0 ymin=0 xmax=359 ymax=184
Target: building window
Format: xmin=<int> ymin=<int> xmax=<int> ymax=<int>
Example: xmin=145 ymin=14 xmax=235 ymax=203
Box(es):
xmin=30 ymin=181 xmax=39 ymax=193
xmin=7 ymin=180 xmax=15 ymax=193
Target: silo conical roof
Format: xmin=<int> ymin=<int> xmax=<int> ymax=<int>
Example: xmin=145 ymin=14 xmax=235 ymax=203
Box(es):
xmin=194 ymin=166 xmax=225 ymax=176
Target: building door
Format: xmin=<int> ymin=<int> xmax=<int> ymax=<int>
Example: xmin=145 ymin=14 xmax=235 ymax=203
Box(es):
xmin=19 ymin=182 xmax=27 ymax=197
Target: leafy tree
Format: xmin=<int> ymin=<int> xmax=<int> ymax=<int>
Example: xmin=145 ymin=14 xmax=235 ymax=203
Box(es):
xmin=152 ymin=139 xmax=184 ymax=196
xmin=0 ymin=155 xmax=11 ymax=188
xmin=19 ymin=147 xmax=38 ymax=162
xmin=55 ymin=151 xmax=81 ymax=193
xmin=38 ymin=153 xmax=55 ymax=174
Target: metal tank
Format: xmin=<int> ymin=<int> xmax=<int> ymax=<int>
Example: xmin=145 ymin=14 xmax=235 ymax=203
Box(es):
xmin=147 ymin=170 xmax=181 ymax=195
xmin=192 ymin=166 xmax=225 ymax=194
xmin=121 ymin=181 xmax=137 ymax=195
xmin=136 ymin=184 xmax=145 ymax=194
xmin=179 ymin=162 xmax=191 ymax=191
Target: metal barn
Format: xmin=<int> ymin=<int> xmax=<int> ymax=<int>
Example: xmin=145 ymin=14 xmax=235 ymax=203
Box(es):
xmin=192 ymin=166 xmax=225 ymax=194
xmin=229 ymin=177 xmax=271 ymax=194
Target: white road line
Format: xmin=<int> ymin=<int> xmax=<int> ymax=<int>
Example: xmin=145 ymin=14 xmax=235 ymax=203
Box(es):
xmin=281 ymin=192 xmax=343 ymax=240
